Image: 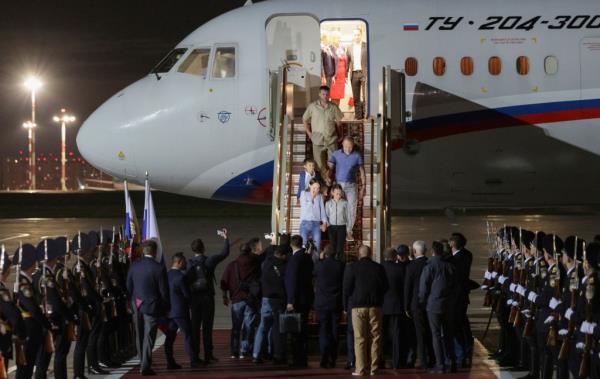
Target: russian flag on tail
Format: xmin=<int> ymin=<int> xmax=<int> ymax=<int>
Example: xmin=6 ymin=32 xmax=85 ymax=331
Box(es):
xmin=142 ymin=174 xmax=164 ymax=266
xmin=124 ymin=180 xmax=141 ymax=244
xmin=403 ymin=22 xmax=419 ymax=31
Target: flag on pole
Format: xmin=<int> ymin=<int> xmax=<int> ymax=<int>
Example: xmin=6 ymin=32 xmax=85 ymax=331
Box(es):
xmin=123 ymin=180 xmax=141 ymax=244
xmin=142 ymin=174 xmax=164 ymax=265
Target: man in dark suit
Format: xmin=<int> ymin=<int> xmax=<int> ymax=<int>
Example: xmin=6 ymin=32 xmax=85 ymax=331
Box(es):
xmin=347 ymin=28 xmax=368 ymax=119
xmin=381 ymin=248 xmax=406 ymax=369
xmin=186 ymin=228 xmax=230 ymax=364
xmin=404 ymin=240 xmax=434 ymax=369
xmin=314 ymin=245 xmax=344 ymax=368
xmin=285 ymin=235 xmax=314 ymax=368
xmin=165 ymin=252 xmax=201 ymax=369
xmin=419 ymin=241 xmax=458 ymax=374
xmin=126 ymin=239 xmax=170 ymax=376
xmin=449 ymin=233 xmax=474 ymax=368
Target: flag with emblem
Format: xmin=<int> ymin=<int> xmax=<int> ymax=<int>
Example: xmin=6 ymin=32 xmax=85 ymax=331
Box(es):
xmin=142 ymin=175 xmax=164 ymax=265
xmin=124 ymin=180 xmax=141 ymax=244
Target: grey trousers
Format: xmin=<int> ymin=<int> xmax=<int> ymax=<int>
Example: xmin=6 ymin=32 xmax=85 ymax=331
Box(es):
xmin=133 ymin=305 xmax=158 ymax=372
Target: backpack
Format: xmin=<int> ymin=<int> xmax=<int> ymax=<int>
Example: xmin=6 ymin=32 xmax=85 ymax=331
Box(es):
xmin=190 ymin=259 xmax=210 ymax=293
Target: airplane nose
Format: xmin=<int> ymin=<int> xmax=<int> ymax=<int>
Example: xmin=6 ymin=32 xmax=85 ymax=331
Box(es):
xmin=77 ymin=93 xmax=138 ymax=179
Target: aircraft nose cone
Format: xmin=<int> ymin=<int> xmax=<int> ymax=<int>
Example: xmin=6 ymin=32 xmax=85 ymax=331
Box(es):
xmin=77 ymin=94 xmax=138 ymax=179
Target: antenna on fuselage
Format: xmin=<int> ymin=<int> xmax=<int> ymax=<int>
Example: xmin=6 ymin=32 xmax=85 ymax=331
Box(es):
xmin=244 ymin=0 xmax=253 ymax=5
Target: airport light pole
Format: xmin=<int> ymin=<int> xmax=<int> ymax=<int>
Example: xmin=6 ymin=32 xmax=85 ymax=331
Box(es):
xmin=53 ymin=109 xmax=76 ymax=191
xmin=24 ymin=76 xmax=42 ymax=190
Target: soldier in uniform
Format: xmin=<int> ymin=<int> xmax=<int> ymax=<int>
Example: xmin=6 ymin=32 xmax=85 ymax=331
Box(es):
xmin=516 ymin=230 xmax=538 ymax=379
xmin=14 ymin=243 xmax=51 ymax=379
xmin=536 ymin=234 xmax=565 ymax=379
xmin=577 ymin=241 xmax=600 ymax=379
xmin=0 ymin=246 xmax=26 ymax=371
xmin=32 ymin=238 xmax=75 ymax=379
xmin=504 ymin=227 xmax=526 ymax=369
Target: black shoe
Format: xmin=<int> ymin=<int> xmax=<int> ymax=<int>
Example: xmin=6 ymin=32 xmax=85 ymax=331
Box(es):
xmin=167 ymin=362 xmax=182 ymax=370
xmin=273 ymin=358 xmax=286 ymax=365
xmin=428 ymin=368 xmax=445 ymax=374
xmin=74 ymin=376 xmax=89 ymax=379
xmin=510 ymin=366 xmax=528 ymax=372
xmin=518 ymin=374 xmax=534 ymax=379
xmin=191 ymin=360 xmax=204 ymax=368
xmin=205 ymin=355 xmax=219 ymax=363
xmin=253 ymin=357 xmax=264 ymax=364
xmin=100 ymin=360 xmax=121 ymax=368
xmin=345 ymin=362 xmax=355 ymax=370
xmin=141 ymin=368 xmax=157 ymax=376
xmin=88 ymin=366 xmax=109 ymax=375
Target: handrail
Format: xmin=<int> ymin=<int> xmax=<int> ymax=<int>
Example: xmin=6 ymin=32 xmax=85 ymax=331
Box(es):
xmin=369 ymin=118 xmax=375 ymax=252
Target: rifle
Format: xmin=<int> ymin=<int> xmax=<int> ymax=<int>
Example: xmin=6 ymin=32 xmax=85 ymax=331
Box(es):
xmin=579 ymin=274 xmax=594 ymax=378
xmin=509 ymin=230 xmax=523 ymax=325
xmin=547 ymin=234 xmax=560 ymax=347
xmin=42 ymin=240 xmax=55 ymax=353
xmin=62 ymin=237 xmax=76 ymax=342
xmin=76 ymin=231 xmax=91 ymax=331
xmin=558 ymin=269 xmax=578 ymax=360
xmin=13 ymin=242 xmax=26 ymax=366
xmin=523 ymin=231 xmax=539 ymax=337
xmin=482 ymin=221 xmax=494 ymax=307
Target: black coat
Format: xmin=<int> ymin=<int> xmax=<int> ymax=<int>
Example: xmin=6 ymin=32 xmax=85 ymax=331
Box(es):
xmin=285 ymin=249 xmax=314 ymax=309
xmin=418 ymin=255 xmax=458 ymax=314
xmin=382 ymin=261 xmax=406 ymax=315
xmin=167 ymin=269 xmax=190 ymax=319
xmin=451 ymin=249 xmax=473 ymax=305
xmin=314 ymin=257 xmax=344 ymax=312
xmin=404 ymin=256 xmax=428 ymax=312
xmin=343 ymin=257 xmax=388 ymax=309
xmin=126 ymin=256 xmax=170 ymax=316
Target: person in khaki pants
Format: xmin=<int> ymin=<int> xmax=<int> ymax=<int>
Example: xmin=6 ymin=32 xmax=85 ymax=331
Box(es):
xmin=343 ymin=245 xmax=389 ymax=376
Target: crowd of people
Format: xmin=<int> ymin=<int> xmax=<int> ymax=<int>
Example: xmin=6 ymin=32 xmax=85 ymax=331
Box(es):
xmin=483 ymin=227 xmax=600 ymax=379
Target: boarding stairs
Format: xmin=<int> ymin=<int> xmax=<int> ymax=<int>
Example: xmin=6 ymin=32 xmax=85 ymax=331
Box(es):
xmin=269 ymin=65 xmax=401 ymax=262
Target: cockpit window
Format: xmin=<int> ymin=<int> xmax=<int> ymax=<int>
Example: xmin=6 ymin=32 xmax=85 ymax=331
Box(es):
xmin=151 ymin=48 xmax=188 ymax=74
xmin=212 ymin=46 xmax=236 ymax=79
xmin=178 ymin=48 xmax=211 ymax=77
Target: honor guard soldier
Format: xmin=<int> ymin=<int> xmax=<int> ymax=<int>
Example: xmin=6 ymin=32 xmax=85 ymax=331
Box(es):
xmin=577 ymin=242 xmax=600 ymax=379
xmin=14 ymin=243 xmax=51 ymax=379
xmin=111 ymin=231 xmax=136 ymax=362
xmin=516 ymin=229 xmax=538 ymax=379
xmin=0 ymin=245 xmax=26 ymax=372
xmin=537 ymin=234 xmax=565 ymax=379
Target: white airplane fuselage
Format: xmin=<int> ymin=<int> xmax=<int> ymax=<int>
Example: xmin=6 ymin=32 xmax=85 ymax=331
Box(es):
xmin=77 ymin=0 xmax=600 ymax=209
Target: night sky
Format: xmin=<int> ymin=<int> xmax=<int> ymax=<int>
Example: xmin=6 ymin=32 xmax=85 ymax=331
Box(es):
xmin=0 ymin=0 xmax=256 ymax=155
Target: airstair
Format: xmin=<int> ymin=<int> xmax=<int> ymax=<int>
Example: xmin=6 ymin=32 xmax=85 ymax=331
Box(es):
xmin=269 ymin=65 xmax=403 ymax=261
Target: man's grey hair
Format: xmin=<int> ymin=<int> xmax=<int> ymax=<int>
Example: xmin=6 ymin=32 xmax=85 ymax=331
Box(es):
xmin=358 ymin=245 xmax=371 ymax=258
xmin=412 ymin=240 xmax=427 ymax=255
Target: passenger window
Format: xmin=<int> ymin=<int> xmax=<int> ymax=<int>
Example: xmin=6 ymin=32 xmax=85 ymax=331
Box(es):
xmin=544 ymin=56 xmax=558 ymax=75
xmin=460 ymin=57 xmax=474 ymax=76
xmin=516 ymin=56 xmax=529 ymax=75
xmin=488 ymin=56 xmax=502 ymax=76
xmin=405 ymin=57 xmax=418 ymax=76
xmin=432 ymin=57 xmax=446 ymax=76
xmin=178 ymin=48 xmax=211 ymax=77
xmin=152 ymin=48 xmax=188 ymax=74
xmin=212 ymin=46 xmax=236 ymax=79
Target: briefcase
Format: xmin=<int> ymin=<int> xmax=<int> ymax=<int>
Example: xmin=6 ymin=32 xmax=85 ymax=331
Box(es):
xmin=279 ymin=312 xmax=302 ymax=334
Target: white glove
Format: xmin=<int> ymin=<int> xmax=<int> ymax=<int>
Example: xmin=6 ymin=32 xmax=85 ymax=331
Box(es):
xmin=491 ymin=271 xmax=498 ymax=279
xmin=544 ymin=315 xmax=555 ymax=324
xmin=528 ymin=292 xmax=538 ymax=303
xmin=510 ymin=283 xmax=517 ymax=292
xmin=498 ymin=276 xmax=508 ymax=284
xmin=577 ymin=342 xmax=585 ymax=350
xmin=558 ymin=329 xmax=568 ymax=336
xmin=481 ymin=285 xmax=489 ymax=290
xmin=484 ymin=271 xmax=492 ymax=280
xmin=549 ymin=297 xmax=562 ymax=310
xmin=564 ymin=308 xmax=574 ymax=320
xmin=580 ymin=321 xmax=597 ymax=335
xmin=507 ymin=299 xmax=513 ymax=306
xmin=522 ymin=309 xmax=531 ymax=315
xmin=517 ymin=285 xmax=526 ymax=296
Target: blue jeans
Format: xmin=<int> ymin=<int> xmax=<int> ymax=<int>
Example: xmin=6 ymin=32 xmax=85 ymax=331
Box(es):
xmin=300 ymin=220 xmax=321 ymax=262
xmin=253 ymin=298 xmax=285 ymax=359
xmin=230 ymin=300 xmax=256 ymax=356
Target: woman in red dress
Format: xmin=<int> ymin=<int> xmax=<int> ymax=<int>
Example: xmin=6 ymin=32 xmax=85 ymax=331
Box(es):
xmin=330 ymin=45 xmax=348 ymax=105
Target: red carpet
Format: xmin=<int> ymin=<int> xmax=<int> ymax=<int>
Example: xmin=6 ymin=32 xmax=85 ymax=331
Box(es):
xmin=122 ymin=330 xmax=498 ymax=378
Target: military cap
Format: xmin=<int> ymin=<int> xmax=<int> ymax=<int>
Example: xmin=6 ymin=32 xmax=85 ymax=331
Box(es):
xmin=511 ymin=227 xmax=521 ymax=248
xmin=12 ymin=244 xmax=37 ymax=270
xmin=534 ymin=231 xmax=546 ymax=251
xmin=36 ymin=239 xmax=61 ymax=261
xmin=396 ymin=244 xmax=409 ymax=256
xmin=71 ymin=232 xmax=91 ymax=254
xmin=564 ymin=236 xmax=585 ymax=261
xmin=522 ymin=230 xmax=536 ymax=249
xmin=542 ymin=234 xmax=563 ymax=255
xmin=55 ymin=236 xmax=68 ymax=258
xmin=585 ymin=242 xmax=600 ymax=269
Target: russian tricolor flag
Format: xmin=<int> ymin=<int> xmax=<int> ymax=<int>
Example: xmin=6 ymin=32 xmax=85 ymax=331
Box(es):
xmin=403 ymin=23 xmax=419 ymax=31
xmin=142 ymin=174 xmax=165 ymax=266
xmin=123 ymin=180 xmax=140 ymax=244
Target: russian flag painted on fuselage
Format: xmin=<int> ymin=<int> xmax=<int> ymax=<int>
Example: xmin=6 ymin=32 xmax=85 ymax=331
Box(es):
xmin=403 ymin=22 xmax=419 ymax=31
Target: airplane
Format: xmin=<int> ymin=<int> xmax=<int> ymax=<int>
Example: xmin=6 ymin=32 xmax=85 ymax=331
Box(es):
xmin=76 ymin=0 xmax=600 ymax=210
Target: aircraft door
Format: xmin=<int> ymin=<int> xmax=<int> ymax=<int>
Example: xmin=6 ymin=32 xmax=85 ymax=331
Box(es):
xmin=266 ymin=14 xmax=321 ymax=103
